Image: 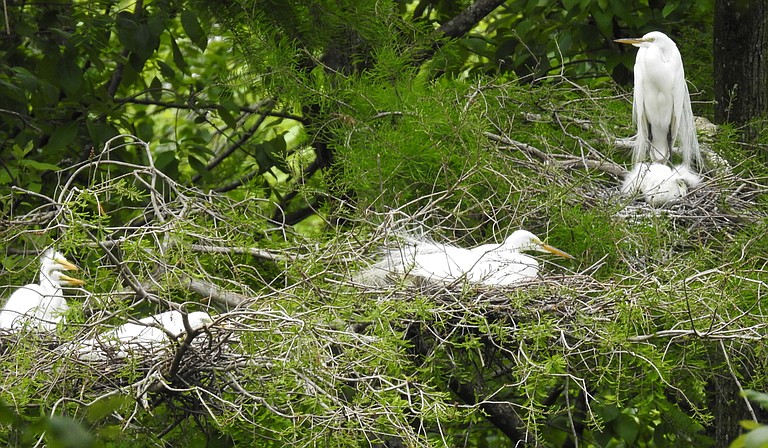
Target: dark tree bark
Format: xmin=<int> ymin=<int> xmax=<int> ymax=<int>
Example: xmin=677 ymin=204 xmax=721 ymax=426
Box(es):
xmin=714 ymin=0 xmax=768 ymax=139
xmin=437 ymin=0 xmax=506 ymax=39
xmin=448 ymin=379 xmax=539 ymax=446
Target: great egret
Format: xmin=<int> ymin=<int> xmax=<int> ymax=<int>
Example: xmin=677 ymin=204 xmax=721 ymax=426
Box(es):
xmin=365 ymin=230 xmax=574 ymax=286
xmin=621 ymin=163 xmax=701 ymax=206
xmin=614 ymin=31 xmax=702 ymax=170
xmin=0 ymin=249 xmax=84 ymax=331
xmin=72 ymin=310 xmax=214 ymax=361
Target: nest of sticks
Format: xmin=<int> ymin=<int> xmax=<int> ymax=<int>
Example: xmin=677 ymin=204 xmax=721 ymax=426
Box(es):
xmin=0 ymin=125 xmax=765 ymax=444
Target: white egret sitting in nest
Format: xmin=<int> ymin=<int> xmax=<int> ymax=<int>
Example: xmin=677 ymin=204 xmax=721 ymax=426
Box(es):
xmin=621 ymin=162 xmax=701 ymax=206
xmin=364 ymin=230 xmax=574 ymax=286
xmin=615 ymin=31 xmax=702 ymax=170
xmin=0 ymin=249 xmax=84 ymax=331
xmin=72 ymin=310 xmax=214 ymax=361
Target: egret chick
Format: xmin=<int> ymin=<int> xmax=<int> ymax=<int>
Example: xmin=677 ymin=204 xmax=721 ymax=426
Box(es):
xmin=73 ymin=310 xmax=214 ymax=361
xmin=622 ymin=163 xmax=698 ymax=206
xmin=615 ymin=31 xmax=702 ymax=169
xmin=0 ymin=249 xmax=84 ymax=331
xmin=367 ymin=230 xmax=573 ymax=286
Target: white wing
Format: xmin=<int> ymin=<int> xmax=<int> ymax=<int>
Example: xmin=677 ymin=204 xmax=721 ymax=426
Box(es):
xmin=32 ymin=292 xmax=68 ymax=331
xmin=0 ymin=284 xmax=47 ymax=330
xmin=73 ymin=322 xmax=169 ymax=361
xmin=672 ymin=72 xmax=702 ymax=169
xmin=632 ymin=48 xmax=649 ymax=165
xmin=467 ymin=252 xmax=540 ymax=285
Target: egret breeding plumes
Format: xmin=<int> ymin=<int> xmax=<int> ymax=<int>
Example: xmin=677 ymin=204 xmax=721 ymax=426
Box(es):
xmin=364 ymin=230 xmax=574 ymax=286
xmin=0 ymin=249 xmax=84 ymax=331
xmin=615 ymin=31 xmax=702 ymax=170
xmin=72 ymin=310 xmax=214 ymax=361
xmin=621 ymin=163 xmax=701 ymax=206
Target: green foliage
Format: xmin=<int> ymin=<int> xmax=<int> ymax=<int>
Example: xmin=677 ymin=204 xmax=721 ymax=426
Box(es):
xmin=419 ymin=0 xmax=714 ymax=87
xmin=730 ymin=391 xmax=768 ymax=448
xmin=1 ymin=0 xmax=766 ymax=447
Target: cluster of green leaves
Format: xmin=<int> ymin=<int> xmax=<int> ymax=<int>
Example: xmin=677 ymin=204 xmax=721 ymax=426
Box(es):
xmin=731 ymin=391 xmax=768 ymax=448
xmin=428 ymin=0 xmax=714 ymax=87
xmin=2 ymin=0 xmax=767 ymax=447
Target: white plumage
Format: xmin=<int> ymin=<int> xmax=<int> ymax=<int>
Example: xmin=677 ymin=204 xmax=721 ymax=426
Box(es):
xmin=615 ymin=31 xmax=702 ymax=170
xmin=72 ymin=310 xmax=214 ymax=361
xmin=0 ymin=248 xmax=83 ymax=332
xmin=363 ymin=230 xmax=573 ymax=286
xmin=621 ymin=163 xmax=701 ymax=206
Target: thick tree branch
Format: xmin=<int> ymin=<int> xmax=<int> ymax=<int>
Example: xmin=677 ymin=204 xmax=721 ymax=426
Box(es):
xmin=412 ymin=0 xmax=505 ymax=65
xmin=448 ymin=378 xmax=539 ymax=446
xmin=437 ymin=0 xmax=505 ymax=39
xmin=181 ymin=275 xmax=248 ymax=309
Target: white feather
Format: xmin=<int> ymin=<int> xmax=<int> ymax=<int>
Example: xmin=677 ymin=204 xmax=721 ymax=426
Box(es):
xmin=0 ymin=249 xmax=82 ymax=332
xmin=71 ymin=310 xmax=214 ymax=361
xmin=359 ymin=230 xmax=572 ymax=287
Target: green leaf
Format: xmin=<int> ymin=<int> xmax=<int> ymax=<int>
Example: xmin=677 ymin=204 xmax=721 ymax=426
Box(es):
xmin=46 ymin=122 xmax=79 ymax=153
xmin=662 ymin=1 xmax=679 ymax=18
xmin=19 ymin=159 xmax=61 ymax=171
xmin=45 ymin=415 xmax=94 ymax=448
xmin=157 ymin=60 xmax=176 ymax=80
xmin=731 ymin=434 xmax=747 ymax=448
xmin=86 ymin=395 xmax=131 ymax=422
xmin=115 ymin=12 xmax=141 ymax=53
xmin=60 ymin=60 xmax=84 ymax=96
xmin=742 ymin=420 xmax=763 ymax=431
xmin=170 ymin=36 xmax=190 ymax=74
xmin=0 ymin=403 xmax=20 ymax=426
xmin=744 ymin=426 xmax=768 ymax=448
xmin=613 ymin=412 xmax=639 ymax=445
xmin=0 ymin=80 xmax=27 ymax=104
xmin=216 ymin=105 xmax=238 ymax=128
xmin=590 ymin=5 xmax=612 ymax=36
xmin=12 ymin=67 xmax=40 ymax=91
xmin=181 ymin=10 xmax=207 ymax=51
xmin=188 ymin=153 xmax=209 ymax=174
xmin=136 ymin=117 xmax=155 ymax=142
xmin=562 ymin=0 xmax=580 ymax=10
xmin=155 ymin=150 xmax=179 ymax=179
xmin=116 ymin=12 xmax=160 ymax=69
xmin=596 ymin=402 xmax=620 ymax=422
xmin=149 ymin=76 xmax=163 ymax=101
xmin=743 ymin=390 xmax=768 ymax=410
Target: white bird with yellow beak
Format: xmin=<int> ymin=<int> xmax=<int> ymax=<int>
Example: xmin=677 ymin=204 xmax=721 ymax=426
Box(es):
xmin=0 ymin=248 xmax=84 ymax=331
xmin=368 ymin=230 xmax=574 ymax=286
xmin=614 ymin=31 xmax=702 ymax=170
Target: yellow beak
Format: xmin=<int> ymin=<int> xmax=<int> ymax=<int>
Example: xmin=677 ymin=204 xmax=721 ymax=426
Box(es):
xmin=540 ymin=244 xmax=575 ymax=260
xmin=54 ymin=257 xmax=79 ymax=271
xmin=58 ymin=274 xmax=85 ymax=286
xmin=613 ymin=37 xmax=648 ymax=45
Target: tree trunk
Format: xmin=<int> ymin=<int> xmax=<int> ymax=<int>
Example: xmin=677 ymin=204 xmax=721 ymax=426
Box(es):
xmin=713 ymin=0 xmax=768 ymax=140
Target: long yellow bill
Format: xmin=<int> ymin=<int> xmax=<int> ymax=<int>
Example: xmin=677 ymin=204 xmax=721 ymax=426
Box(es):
xmin=614 ymin=37 xmax=649 ymax=45
xmin=540 ymin=244 xmax=575 ymax=260
xmin=58 ymin=274 xmax=85 ymax=286
xmin=54 ymin=256 xmax=79 ymax=271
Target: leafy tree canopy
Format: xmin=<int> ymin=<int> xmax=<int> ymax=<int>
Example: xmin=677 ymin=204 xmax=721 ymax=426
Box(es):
xmin=1 ymin=1 xmax=766 ymax=447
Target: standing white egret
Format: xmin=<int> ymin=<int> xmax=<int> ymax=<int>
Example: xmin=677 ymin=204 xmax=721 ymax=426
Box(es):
xmin=614 ymin=31 xmax=702 ymax=170
xmin=365 ymin=230 xmax=573 ymax=286
xmin=72 ymin=310 xmax=214 ymax=361
xmin=0 ymin=249 xmax=84 ymax=331
xmin=621 ymin=162 xmax=701 ymax=206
